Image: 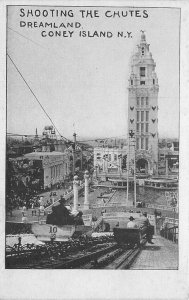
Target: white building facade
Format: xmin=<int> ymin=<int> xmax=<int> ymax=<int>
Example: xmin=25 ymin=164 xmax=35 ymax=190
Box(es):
xmin=24 ymin=151 xmax=70 ymax=188
xmin=94 ymin=147 xmax=127 ymax=180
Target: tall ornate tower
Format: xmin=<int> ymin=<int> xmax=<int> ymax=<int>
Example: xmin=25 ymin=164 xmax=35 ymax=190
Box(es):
xmin=128 ymin=32 xmax=159 ymax=174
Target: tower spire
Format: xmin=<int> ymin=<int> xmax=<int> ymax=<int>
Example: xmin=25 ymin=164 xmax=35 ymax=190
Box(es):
xmin=140 ymin=30 xmax=146 ymax=42
xmin=35 ymin=128 xmax=38 ymax=139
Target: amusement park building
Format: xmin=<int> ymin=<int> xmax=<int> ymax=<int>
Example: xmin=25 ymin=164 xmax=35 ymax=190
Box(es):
xmin=94 ymin=146 xmax=128 ymax=180
xmin=24 ymin=151 xmax=70 ymax=189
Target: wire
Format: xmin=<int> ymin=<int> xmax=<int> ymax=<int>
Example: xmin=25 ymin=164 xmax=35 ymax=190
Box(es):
xmin=7 ymin=53 xmax=71 ymax=143
xmin=8 ymin=27 xmax=65 ymax=60
xmin=8 ymin=27 xmax=46 ymax=51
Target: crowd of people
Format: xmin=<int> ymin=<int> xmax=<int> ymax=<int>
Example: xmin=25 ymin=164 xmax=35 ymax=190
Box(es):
xmin=6 ymin=177 xmax=80 ymax=217
xmin=6 ymin=192 xmax=40 ymax=216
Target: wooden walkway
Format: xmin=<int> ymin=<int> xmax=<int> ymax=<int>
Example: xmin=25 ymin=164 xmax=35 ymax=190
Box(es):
xmin=130 ymin=235 xmax=178 ymax=269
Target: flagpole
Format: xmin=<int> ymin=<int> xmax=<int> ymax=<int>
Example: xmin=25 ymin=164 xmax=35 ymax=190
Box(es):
xmin=133 ymin=136 xmax=137 ymax=208
xmin=127 ymin=132 xmax=130 ymax=206
xmin=73 ymin=132 xmax=76 ymax=176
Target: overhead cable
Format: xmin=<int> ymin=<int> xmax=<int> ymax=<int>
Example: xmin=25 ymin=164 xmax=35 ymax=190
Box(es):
xmin=7 ymin=53 xmax=70 ymax=142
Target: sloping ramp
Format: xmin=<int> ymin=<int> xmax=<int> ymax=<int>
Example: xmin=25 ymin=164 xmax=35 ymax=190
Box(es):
xmin=130 ymin=235 xmax=178 ymax=269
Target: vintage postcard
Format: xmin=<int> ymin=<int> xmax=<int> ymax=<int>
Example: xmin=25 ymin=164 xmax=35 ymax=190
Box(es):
xmin=1 ymin=1 xmax=189 ymax=299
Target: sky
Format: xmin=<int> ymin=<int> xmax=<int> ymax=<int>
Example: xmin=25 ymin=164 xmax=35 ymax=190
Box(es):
xmin=7 ymin=6 xmax=180 ymax=140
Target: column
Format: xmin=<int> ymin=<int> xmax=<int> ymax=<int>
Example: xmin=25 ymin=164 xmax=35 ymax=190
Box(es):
xmin=96 ymin=165 xmax=98 ymax=179
xmin=102 ymin=157 xmax=105 ymax=172
xmin=84 ymin=170 xmax=90 ymax=210
xmin=39 ymin=196 xmax=44 ymax=214
xmin=133 ymin=141 xmax=137 ymax=208
xmin=94 ymin=165 xmax=98 ymax=180
xmin=72 ymin=175 xmax=79 ymax=213
xmin=154 ymin=215 xmax=157 ymax=235
xmin=119 ymin=157 xmax=122 ymax=176
xmin=165 ymin=158 xmax=169 ymax=176
xmin=73 ymin=132 xmax=76 ymax=175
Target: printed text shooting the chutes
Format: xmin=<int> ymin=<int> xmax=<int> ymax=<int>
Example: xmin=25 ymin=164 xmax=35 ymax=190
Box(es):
xmin=19 ymin=8 xmax=148 ymax=19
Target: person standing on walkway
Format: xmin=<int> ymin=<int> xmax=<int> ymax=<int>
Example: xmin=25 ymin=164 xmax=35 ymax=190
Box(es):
xmin=31 ymin=203 xmax=36 ymax=216
xmin=143 ymin=212 xmax=154 ymax=244
xmin=22 ymin=205 xmax=26 ymax=217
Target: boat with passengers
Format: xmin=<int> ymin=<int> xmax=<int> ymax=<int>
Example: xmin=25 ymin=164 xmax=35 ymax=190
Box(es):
xmin=108 ymin=178 xmax=134 ymax=189
xmin=144 ymin=177 xmax=178 ymax=190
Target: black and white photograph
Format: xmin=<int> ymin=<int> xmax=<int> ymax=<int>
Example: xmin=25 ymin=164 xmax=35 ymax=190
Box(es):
xmin=1 ymin=1 xmax=189 ymax=299
xmin=6 ymin=4 xmax=180 ymax=269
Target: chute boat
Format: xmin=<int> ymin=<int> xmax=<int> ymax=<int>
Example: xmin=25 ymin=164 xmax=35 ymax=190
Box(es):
xmin=32 ymin=223 xmax=93 ymax=242
xmin=31 ymin=197 xmax=92 ymax=242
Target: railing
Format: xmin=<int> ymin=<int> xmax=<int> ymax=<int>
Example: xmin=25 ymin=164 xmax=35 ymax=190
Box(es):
xmin=44 ymin=184 xmax=84 ymax=211
xmin=92 ymin=202 xmax=123 ymax=208
xmin=146 ymin=203 xmax=176 ymax=211
xmin=160 ymin=226 xmax=178 ymax=243
xmin=164 ymin=217 xmax=178 ymax=226
xmin=96 ymin=171 xmax=127 ymax=176
xmin=104 ymin=190 xmax=117 ymax=206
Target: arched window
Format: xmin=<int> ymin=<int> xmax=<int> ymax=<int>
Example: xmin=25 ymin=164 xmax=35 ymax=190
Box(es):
xmin=140 ymin=67 xmax=145 ymax=76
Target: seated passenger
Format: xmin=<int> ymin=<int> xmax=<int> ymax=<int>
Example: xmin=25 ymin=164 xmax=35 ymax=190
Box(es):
xmin=46 ymin=198 xmax=73 ymax=226
xmin=142 ymin=212 xmax=150 ymax=226
xmin=74 ymin=211 xmax=84 ymax=225
xmin=46 ymin=206 xmax=57 ymax=225
xmin=127 ymin=216 xmax=138 ymax=229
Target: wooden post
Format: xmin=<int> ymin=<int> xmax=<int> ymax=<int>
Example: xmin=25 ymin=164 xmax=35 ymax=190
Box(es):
xmin=73 ymin=132 xmax=76 ymax=175
xmin=165 ymin=158 xmax=169 ymax=176
xmin=73 ymin=175 xmax=79 ymax=213
xmin=84 ymin=170 xmax=90 ymax=210
xmin=126 ymin=134 xmax=130 ymax=206
xmin=133 ymin=138 xmax=137 ymax=208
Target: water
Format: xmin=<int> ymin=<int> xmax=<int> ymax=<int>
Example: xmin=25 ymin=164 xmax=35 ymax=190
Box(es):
xmin=107 ymin=186 xmax=176 ymax=206
xmin=82 ymin=185 xmax=178 ymax=208
xmin=129 ymin=186 xmax=172 ymax=205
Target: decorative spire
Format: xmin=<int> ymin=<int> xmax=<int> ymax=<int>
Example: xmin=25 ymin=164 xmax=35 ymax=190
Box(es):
xmin=140 ymin=30 xmax=146 ymax=42
xmin=35 ymin=128 xmax=38 ymax=139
